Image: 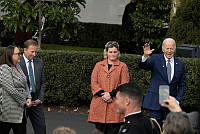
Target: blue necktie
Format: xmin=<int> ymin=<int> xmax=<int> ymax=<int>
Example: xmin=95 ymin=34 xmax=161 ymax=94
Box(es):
xmin=167 ymin=59 xmax=171 ymax=83
xmin=28 ymin=60 xmax=36 ymax=92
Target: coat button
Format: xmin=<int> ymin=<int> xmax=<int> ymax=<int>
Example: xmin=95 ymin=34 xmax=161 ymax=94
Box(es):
xmin=107 ymin=75 xmax=110 ymax=78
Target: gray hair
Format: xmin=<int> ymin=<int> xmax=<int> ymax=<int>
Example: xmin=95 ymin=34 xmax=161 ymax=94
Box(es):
xmin=162 ymin=38 xmax=176 ymax=49
xmin=53 ymin=126 xmax=76 ymax=134
xmin=162 ymin=112 xmax=194 ymax=134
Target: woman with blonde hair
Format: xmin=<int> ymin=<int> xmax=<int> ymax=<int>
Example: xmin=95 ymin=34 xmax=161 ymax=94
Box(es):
xmin=88 ymin=41 xmax=130 ymax=134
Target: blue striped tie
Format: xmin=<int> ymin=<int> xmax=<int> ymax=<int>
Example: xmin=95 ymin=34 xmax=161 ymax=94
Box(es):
xmin=28 ymin=60 xmax=36 ymax=92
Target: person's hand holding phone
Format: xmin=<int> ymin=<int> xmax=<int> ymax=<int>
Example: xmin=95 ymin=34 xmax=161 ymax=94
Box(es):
xmin=159 ymin=85 xmax=169 ymax=105
xmin=161 ymin=96 xmax=182 ymax=112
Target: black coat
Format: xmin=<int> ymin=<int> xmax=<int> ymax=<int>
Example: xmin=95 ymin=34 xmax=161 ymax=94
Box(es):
xmin=118 ymin=112 xmax=154 ymax=134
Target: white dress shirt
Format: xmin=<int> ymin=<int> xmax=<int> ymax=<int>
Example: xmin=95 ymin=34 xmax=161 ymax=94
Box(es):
xmin=23 ymin=54 xmax=36 ymax=92
xmin=142 ymin=55 xmax=174 ymax=81
xmin=125 ymin=111 xmax=142 ymax=118
xmin=163 ymin=55 xmax=174 ymax=81
xmin=142 ymin=55 xmax=179 ymax=104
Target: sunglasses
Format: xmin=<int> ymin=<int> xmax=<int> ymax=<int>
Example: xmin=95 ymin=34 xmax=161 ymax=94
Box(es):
xmin=105 ymin=41 xmax=119 ymax=49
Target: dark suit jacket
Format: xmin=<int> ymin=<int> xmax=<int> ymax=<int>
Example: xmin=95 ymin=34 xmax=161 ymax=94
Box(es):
xmin=19 ymin=57 xmax=46 ymax=102
xmin=118 ymin=112 xmax=153 ymax=134
xmin=139 ymin=54 xmax=186 ymax=110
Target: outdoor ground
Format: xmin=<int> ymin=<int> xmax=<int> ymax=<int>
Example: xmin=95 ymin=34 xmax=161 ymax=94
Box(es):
xmin=44 ymin=105 xmax=89 ymax=113
xmin=10 ymin=106 xmax=94 ymax=134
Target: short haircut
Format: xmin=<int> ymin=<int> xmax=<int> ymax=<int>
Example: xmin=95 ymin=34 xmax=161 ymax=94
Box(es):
xmin=162 ymin=38 xmax=176 ymax=48
xmin=0 ymin=45 xmax=17 ymax=66
xmin=24 ymin=39 xmax=38 ymax=48
xmin=53 ymin=126 xmax=76 ymax=134
xmin=116 ymin=83 xmax=144 ymax=106
xmin=163 ymin=112 xmax=194 ymax=134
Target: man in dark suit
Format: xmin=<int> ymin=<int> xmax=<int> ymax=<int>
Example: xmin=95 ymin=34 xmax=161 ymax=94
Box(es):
xmin=115 ymin=83 xmax=160 ymax=134
xmin=139 ymin=38 xmax=186 ymax=125
xmin=19 ymin=39 xmax=46 ymax=134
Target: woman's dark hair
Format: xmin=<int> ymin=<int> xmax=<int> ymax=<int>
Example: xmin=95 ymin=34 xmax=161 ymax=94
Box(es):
xmin=0 ymin=45 xmax=17 ymax=66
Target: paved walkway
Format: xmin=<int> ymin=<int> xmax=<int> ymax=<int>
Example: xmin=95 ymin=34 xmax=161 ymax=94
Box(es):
xmin=11 ymin=111 xmax=95 ymax=134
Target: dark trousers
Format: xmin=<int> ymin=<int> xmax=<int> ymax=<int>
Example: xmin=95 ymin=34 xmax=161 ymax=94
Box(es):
xmin=94 ymin=122 xmax=123 ymax=134
xmin=26 ymin=104 xmax=46 ymax=134
xmin=0 ymin=113 xmax=27 ymax=134
xmin=148 ymin=107 xmax=169 ymax=126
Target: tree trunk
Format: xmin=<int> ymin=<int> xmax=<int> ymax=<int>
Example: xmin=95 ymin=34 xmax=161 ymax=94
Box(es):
xmin=38 ymin=0 xmax=42 ymax=48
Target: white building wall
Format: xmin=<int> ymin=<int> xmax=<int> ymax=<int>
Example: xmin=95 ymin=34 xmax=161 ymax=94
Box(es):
xmin=79 ymin=0 xmax=129 ymax=25
xmin=1 ymin=0 xmax=129 ymax=24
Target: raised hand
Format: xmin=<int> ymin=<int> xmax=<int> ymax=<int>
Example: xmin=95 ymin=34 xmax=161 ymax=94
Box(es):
xmin=143 ymin=43 xmax=155 ymax=57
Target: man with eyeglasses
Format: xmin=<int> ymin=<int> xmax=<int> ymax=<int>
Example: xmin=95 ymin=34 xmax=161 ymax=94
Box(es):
xmin=138 ymin=38 xmax=186 ymax=125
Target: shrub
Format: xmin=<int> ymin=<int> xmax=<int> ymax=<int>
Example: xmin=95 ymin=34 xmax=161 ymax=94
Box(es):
xmin=39 ymin=50 xmax=200 ymax=109
xmin=0 ymin=48 xmax=199 ymax=109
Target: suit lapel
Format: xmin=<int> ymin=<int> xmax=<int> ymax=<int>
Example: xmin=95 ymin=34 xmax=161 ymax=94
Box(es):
xmin=100 ymin=59 xmax=120 ymax=74
xmin=33 ymin=58 xmax=39 ymax=86
xmin=100 ymin=60 xmax=109 ymax=74
xmin=161 ymin=54 xmax=179 ymax=83
xmin=160 ymin=54 xmax=168 ymax=82
xmin=20 ymin=57 xmax=28 ymax=77
xmin=171 ymin=57 xmax=179 ymax=82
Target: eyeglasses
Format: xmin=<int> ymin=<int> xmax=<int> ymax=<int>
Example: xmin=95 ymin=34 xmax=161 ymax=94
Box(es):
xmin=105 ymin=41 xmax=119 ymax=49
xmin=13 ymin=52 xmax=22 ymax=56
xmin=163 ymin=48 xmax=176 ymax=51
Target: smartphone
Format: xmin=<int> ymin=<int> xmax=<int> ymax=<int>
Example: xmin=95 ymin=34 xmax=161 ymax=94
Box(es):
xmin=159 ymin=85 xmax=169 ymax=104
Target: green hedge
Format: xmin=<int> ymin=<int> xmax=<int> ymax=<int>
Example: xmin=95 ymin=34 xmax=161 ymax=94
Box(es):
xmin=39 ymin=50 xmax=200 ymax=109
xmin=0 ymin=48 xmax=199 ymax=108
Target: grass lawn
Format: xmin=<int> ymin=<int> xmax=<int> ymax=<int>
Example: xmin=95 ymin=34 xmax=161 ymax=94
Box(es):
xmin=41 ymin=44 xmax=103 ymax=53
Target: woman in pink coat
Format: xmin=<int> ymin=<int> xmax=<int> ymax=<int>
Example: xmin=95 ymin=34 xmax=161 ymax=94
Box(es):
xmin=88 ymin=41 xmax=130 ymax=134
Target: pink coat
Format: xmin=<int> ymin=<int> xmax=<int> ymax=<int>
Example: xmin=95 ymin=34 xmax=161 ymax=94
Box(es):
xmin=88 ymin=59 xmax=129 ymax=123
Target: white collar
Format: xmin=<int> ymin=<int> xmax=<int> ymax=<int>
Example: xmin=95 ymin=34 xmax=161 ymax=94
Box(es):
xmin=125 ymin=111 xmax=141 ymax=117
xmin=164 ymin=55 xmax=174 ymax=63
xmin=23 ymin=54 xmax=33 ymax=63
